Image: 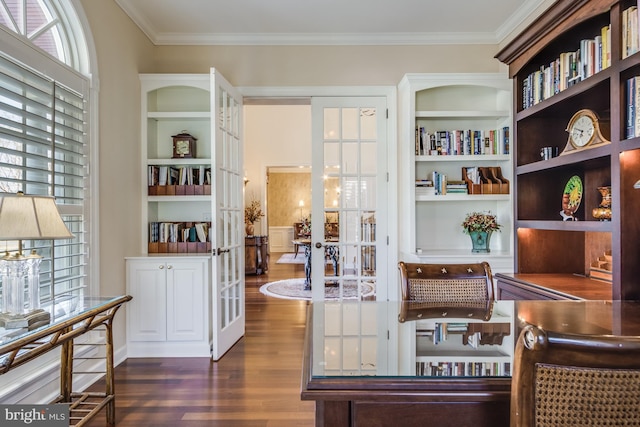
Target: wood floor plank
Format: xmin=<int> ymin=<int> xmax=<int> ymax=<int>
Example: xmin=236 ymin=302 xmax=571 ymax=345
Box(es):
xmin=84 ymin=256 xmax=315 ymax=427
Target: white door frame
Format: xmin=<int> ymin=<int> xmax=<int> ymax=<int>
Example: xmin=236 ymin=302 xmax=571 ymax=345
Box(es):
xmin=239 ymin=86 xmax=397 ymax=301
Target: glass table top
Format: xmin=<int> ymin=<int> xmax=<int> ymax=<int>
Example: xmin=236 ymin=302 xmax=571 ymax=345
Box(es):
xmin=306 ymin=299 xmax=640 ymax=379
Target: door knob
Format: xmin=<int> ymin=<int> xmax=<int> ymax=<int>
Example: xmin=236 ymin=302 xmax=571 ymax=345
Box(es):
xmin=315 ymin=242 xmax=323 ymax=248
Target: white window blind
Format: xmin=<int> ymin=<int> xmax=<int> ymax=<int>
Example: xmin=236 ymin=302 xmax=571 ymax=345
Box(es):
xmin=0 ymin=51 xmax=87 ymax=303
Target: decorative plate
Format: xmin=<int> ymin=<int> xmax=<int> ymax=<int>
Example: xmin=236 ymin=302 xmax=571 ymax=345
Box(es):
xmin=562 ymin=175 xmax=583 ymax=216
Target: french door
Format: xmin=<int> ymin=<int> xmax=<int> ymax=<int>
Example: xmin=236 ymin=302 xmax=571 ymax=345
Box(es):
xmin=310 ymin=97 xmax=388 ymax=301
xmin=210 ymin=68 xmax=244 ymax=360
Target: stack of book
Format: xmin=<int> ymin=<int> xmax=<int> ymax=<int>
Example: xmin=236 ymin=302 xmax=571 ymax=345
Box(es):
xmin=415 ymin=179 xmax=435 ymax=197
xmin=445 ymin=180 xmax=468 ymax=194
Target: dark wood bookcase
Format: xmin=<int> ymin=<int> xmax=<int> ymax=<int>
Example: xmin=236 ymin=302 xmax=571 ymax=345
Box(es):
xmin=495 ymin=0 xmax=640 ymax=300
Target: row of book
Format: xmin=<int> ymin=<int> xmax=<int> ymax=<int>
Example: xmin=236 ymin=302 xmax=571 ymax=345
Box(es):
xmin=415 ymin=127 xmax=510 ymax=157
xmin=522 ymin=25 xmax=611 ymax=109
xmin=623 ymin=4 xmax=640 ymax=59
xmin=149 ymin=221 xmax=210 ymax=243
xmin=419 ymin=172 xmax=455 ymax=196
xmin=416 ymin=361 xmax=511 ymax=377
xmin=626 ymin=76 xmax=640 ymax=139
xmin=148 ymin=165 xmax=211 ymax=186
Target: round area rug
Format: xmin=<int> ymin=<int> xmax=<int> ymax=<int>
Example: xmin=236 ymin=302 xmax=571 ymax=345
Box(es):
xmin=260 ymin=278 xmax=375 ymax=301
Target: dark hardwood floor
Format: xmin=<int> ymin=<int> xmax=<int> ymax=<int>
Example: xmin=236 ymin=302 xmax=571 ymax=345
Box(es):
xmin=85 ymin=252 xmax=315 ymax=427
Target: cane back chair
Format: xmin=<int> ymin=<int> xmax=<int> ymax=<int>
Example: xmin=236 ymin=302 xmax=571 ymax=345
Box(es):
xmin=511 ymin=324 xmax=640 ymax=427
xmin=398 ymin=261 xmax=494 ymax=303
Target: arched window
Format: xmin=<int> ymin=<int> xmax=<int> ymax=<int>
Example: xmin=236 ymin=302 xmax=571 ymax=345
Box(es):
xmin=0 ymin=0 xmax=89 ymax=73
xmin=0 ymin=0 xmax=92 ymax=307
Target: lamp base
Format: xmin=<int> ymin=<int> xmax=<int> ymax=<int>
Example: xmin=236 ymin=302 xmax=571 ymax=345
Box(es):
xmin=0 ymin=309 xmax=51 ymax=330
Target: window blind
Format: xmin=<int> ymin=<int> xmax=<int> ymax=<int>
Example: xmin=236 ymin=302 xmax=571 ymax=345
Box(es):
xmin=0 ymin=51 xmax=87 ymax=303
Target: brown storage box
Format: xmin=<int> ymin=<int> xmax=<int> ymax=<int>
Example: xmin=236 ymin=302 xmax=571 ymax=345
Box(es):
xmin=462 ymin=167 xmax=483 ymax=194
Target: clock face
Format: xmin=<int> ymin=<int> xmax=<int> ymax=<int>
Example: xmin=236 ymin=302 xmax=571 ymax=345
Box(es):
xmin=569 ymin=115 xmax=596 ymax=148
xmin=175 ymin=140 xmax=190 ymax=155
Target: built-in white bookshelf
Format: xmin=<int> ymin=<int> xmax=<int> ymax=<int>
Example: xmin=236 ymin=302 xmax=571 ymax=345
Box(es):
xmin=398 ymin=73 xmax=514 ymax=273
xmin=140 ymin=74 xmax=213 ymax=255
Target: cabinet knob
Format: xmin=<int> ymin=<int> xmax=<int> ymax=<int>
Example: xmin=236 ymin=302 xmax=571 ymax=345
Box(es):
xmin=159 ymin=265 xmax=164 ymax=269
xmin=167 ymin=265 xmax=173 ymax=269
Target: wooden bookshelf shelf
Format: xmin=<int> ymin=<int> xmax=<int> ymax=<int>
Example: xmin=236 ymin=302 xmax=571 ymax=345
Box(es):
xmin=495 ymin=0 xmax=640 ymax=300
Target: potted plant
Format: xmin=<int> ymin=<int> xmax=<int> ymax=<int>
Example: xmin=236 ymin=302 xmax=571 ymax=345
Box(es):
xmin=244 ymin=199 xmax=264 ymax=236
xmin=461 ymin=211 xmax=501 ymax=253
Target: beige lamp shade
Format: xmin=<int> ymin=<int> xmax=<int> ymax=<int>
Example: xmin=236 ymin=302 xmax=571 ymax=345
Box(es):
xmin=0 ymin=193 xmax=74 ymax=240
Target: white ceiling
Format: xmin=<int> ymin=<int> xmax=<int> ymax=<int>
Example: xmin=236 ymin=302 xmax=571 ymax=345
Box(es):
xmin=114 ymin=0 xmax=550 ymax=46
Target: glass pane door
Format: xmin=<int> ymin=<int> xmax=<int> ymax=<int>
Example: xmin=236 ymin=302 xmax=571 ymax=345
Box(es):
xmin=311 ymin=97 xmax=387 ymax=301
xmin=210 ymin=68 xmax=244 ymax=360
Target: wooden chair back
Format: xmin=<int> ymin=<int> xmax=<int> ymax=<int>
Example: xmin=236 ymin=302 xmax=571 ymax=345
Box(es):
xmin=397 ymin=261 xmax=494 ymax=303
xmin=511 ymin=324 xmax=640 ymax=427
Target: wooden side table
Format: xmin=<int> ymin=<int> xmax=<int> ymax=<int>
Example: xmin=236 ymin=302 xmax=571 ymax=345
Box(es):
xmin=245 ymin=235 xmax=269 ymax=275
xmin=0 ymin=295 xmax=131 ymax=426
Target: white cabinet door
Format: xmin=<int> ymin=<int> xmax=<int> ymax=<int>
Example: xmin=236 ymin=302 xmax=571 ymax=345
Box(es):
xmin=127 ymin=260 xmax=167 ymax=342
xmin=166 ymin=260 xmax=206 ymax=341
xmin=126 ymin=257 xmax=210 ymax=357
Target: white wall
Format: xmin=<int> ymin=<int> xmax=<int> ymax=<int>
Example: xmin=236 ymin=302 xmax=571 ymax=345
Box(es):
xmin=244 ymin=104 xmax=312 ymax=236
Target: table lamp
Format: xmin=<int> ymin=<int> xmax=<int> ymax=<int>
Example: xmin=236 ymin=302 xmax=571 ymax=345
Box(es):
xmin=0 ymin=192 xmax=74 ymax=329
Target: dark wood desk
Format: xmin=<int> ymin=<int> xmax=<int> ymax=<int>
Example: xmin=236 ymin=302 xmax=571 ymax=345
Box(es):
xmin=0 ymin=295 xmax=131 ymax=425
xmin=301 ymin=300 xmax=640 ymax=427
xmin=495 ymin=273 xmax=612 ymax=300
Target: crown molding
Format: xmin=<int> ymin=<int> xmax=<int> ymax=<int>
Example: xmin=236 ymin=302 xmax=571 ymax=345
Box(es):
xmin=153 ymin=31 xmax=502 ymax=46
xmin=116 ymin=0 xmax=547 ymax=47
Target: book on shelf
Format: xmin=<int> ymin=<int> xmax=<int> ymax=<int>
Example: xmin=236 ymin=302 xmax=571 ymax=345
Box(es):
xmin=148 ymin=165 xmax=212 ymax=195
xmin=415 ymin=128 xmax=510 ymax=156
xmin=148 ymin=221 xmax=212 ymax=254
xmin=415 ymin=179 xmax=435 ymax=196
xmin=431 ymin=171 xmax=447 ymax=195
xmin=522 ymin=23 xmax=611 ymax=109
xmin=149 ymin=221 xmax=210 ymax=243
xmin=622 ymin=5 xmax=639 ymax=59
xmin=416 ymin=361 xmax=511 ymax=377
xmin=446 ymin=180 xmax=468 ymax=194
xmin=626 ymin=76 xmax=640 ymax=139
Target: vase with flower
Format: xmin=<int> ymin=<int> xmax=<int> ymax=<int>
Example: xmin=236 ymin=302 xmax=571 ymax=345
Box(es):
xmin=461 ymin=211 xmax=501 ymax=253
xmin=244 ymin=199 xmax=265 ymax=236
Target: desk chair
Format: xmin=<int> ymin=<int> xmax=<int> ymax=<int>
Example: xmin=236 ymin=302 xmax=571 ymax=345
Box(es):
xmin=511 ymin=324 xmax=640 ymax=427
xmin=293 ymin=222 xmax=305 ymax=258
xmin=398 ymin=261 xmax=494 ymax=303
